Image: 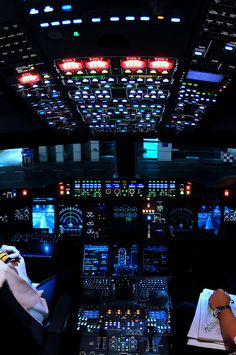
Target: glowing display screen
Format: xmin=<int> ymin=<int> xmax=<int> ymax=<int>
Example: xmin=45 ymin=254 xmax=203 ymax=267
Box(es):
xmin=81 ymin=310 xmax=100 ymax=319
xmin=82 ymin=244 xmax=109 ymax=276
xmin=143 ymin=245 xmax=169 ymax=276
xmin=58 ymin=205 xmax=83 ymax=235
xmin=112 ymin=244 xmax=138 ymax=276
xmin=32 ymin=198 xmax=55 ymax=233
xmin=197 ymin=204 xmax=221 ymax=236
xmin=186 ymin=70 xmax=224 ymax=83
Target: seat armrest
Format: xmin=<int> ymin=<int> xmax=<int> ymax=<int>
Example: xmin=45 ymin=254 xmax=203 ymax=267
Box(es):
xmin=47 ymin=294 xmax=72 ymax=334
xmin=42 ymin=294 xmax=72 ymax=355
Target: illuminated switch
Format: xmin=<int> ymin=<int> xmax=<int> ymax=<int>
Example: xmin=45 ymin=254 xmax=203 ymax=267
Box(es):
xmin=107 ymin=309 xmax=112 ymax=316
xmin=136 ymin=309 xmax=141 ymax=316
xmin=126 ymin=309 xmax=131 ymax=316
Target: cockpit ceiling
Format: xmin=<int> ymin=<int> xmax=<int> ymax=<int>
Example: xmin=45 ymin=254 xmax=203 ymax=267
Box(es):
xmin=0 ymin=0 xmax=236 ymax=148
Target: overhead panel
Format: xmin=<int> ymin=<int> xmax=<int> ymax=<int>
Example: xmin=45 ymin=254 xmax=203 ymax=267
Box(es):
xmin=0 ymin=0 xmax=235 ymax=145
xmin=54 ymin=56 xmax=178 ymax=136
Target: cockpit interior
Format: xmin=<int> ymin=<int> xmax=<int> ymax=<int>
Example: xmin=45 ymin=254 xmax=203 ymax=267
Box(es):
xmin=1 ymin=1 xmax=236 ymax=354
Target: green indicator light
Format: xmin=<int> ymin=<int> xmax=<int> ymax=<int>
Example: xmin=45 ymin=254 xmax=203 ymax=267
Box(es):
xmin=73 ymin=31 xmax=80 ymax=37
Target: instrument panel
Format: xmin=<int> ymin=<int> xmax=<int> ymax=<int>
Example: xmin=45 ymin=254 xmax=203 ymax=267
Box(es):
xmin=78 ymin=241 xmax=172 ymax=354
xmin=0 ymin=177 xmax=233 ymax=354
xmin=0 ymin=178 xmax=234 ymax=242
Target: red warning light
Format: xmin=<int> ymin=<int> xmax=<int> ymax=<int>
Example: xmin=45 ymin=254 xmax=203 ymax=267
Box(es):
xmin=58 ymin=182 xmax=65 ymax=195
xmin=17 ymin=72 xmax=41 ymax=85
xmin=84 ymin=58 xmax=111 ymax=71
xmin=224 ymin=189 xmax=230 ymax=197
xmin=22 ymin=189 xmax=28 ymax=196
xmin=186 ymin=182 xmax=192 ymax=195
xmin=147 ymin=58 xmax=175 ymax=71
xmin=57 ymin=59 xmax=84 ymax=72
xmin=120 ymin=57 xmax=147 ymax=70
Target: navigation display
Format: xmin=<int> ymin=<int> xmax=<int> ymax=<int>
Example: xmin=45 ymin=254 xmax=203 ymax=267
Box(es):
xmin=58 ymin=204 xmax=83 ymax=236
xmin=168 ymin=204 xmax=195 ymax=237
